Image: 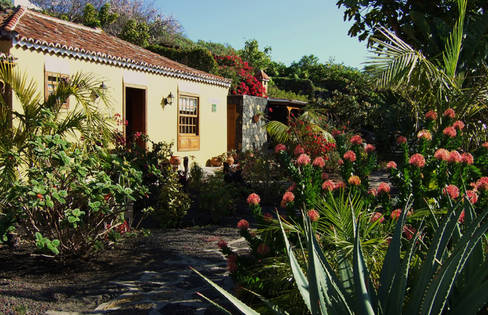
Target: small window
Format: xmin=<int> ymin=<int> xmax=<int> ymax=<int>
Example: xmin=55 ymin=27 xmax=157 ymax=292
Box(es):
xmin=177 ymin=95 xmax=200 ymax=151
xmin=45 ymin=71 xmax=70 ymax=109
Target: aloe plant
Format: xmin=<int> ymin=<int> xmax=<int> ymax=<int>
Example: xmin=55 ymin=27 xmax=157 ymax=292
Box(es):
xmin=194 ymin=197 xmax=488 ymax=314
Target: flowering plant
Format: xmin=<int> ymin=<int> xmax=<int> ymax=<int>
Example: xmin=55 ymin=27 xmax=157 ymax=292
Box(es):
xmin=215 ymin=54 xmax=266 ymax=97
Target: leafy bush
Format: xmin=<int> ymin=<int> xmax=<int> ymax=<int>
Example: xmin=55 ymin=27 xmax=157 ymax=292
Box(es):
xmin=112 ymin=130 xmax=190 ymax=228
xmin=272 ymin=77 xmax=315 ymax=97
xmin=3 ymin=134 xmax=146 ymax=257
xmin=147 ymin=44 xmax=218 ymax=73
xmin=188 ymin=164 xmax=244 ymax=222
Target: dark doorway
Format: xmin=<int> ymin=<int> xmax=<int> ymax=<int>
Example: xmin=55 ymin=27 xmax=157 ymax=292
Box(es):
xmin=227 ymin=103 xmax=238 ymax=151
xmin=125 ymin=87 xmax=146 ymax=148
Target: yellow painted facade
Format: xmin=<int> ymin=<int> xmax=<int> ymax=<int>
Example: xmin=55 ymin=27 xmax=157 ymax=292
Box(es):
xmin=5 ymin=44 xmax=229 ymax=166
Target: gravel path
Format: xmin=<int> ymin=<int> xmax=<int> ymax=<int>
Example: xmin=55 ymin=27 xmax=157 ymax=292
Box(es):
xmin=0 ymin=226 xmax=249 ymax=315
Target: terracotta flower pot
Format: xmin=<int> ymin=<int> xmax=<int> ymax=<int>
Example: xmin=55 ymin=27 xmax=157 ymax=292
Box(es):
xmin=253 ymin=114 xmax=261 ymax=123
xmin=210 ymin=157 xmax=222 ymax=167
xmin=169 ymin=156 xmax=181 ymax=166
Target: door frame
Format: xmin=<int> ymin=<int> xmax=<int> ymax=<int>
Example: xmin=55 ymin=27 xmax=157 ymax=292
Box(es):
xmin=123 ymin=82 xmax=148 ymax=141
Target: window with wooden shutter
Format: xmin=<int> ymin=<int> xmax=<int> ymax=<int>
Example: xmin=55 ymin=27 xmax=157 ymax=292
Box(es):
xmin=45 ymin=71 xmax=70 ymax=109
xmin=177 ymin=95 xmax=200 ymax=151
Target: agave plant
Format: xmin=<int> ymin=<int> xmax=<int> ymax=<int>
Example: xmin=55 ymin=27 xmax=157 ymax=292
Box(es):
xmin=193 ymin=196 xmax=488 ymax=314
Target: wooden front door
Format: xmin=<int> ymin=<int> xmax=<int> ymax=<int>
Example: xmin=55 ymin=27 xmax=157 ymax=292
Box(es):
xmin=227 ymin=103 xmax=238 ymax=151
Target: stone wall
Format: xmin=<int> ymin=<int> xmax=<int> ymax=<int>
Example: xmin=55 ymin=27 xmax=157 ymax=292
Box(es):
xmin=228 ymin=95 xmax=268 ymax=152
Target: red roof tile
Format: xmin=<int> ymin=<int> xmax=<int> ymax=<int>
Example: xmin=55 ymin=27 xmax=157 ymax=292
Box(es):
xmin=0 ymin=7 xmax=231 ymax=87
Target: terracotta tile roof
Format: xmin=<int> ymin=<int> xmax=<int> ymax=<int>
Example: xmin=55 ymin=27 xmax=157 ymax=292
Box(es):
xmin=0 ymin=7 xmax=231 ymax=87
xmin=255 ymin=70 xmax=270 ymax=81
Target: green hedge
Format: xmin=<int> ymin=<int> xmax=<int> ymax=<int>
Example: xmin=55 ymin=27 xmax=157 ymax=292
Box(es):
xmin=146 ymin=44 xmax=218 ymax=74
xmin=271 ymin=77 xmax=315 ymax=97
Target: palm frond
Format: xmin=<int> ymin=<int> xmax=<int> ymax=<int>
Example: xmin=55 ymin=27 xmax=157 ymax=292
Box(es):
xmin=442 ymin=0 xmax=467 ymax=80
xmin=266 ymin=120 xmax=291 ymax=143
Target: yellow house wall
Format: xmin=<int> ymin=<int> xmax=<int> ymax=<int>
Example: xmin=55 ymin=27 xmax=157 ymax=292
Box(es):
xmin=8 ymin=46 xmax=229 ymax=166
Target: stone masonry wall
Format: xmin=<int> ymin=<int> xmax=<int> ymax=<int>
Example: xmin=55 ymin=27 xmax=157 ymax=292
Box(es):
xmin=228 ymin=95 xmax=268 ymax=152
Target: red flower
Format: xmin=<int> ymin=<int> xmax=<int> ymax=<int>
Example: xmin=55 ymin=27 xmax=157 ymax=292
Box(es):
xmin=350 ymin=135 xmax=363 ymax=145
xmin=453 ymin=120 xmax=465 ymax=130
xmin=307 ymin=209 xmax=320 ymax=222
xmin=282 ymin=191 xmax=295 ymax=205
xmin=297 ymin=153 xmax=311 ymax=166
xmin=443 ymin=108 xmax=456 ymax=119
xmin=332 ymin=129 xmax=342 ymax=136
xmin=365 ymin=144 xmax=376 ymax=153
xmin=443 ymin=126 xmax=457 ymax=138
xmin=465 ymin=190 xmax=478 ymax=204
xmin=294 ymin=145 xmax=305 ymax=156
xmin=104 ymin=193 xmax=111 ymax=201
xmin=425 ymin=110 xmax=437 ymax=120
xmin=391 ymin=209 xmax=412 ymax=220
xmin=274 ymin=144 xmax=287 ymax=153
xmin=390 ymin=209 xmax=402 ymax=220
xmin=322 ymin=180 xmax=335 ymax=191
xmin=482 ymin=142 xmax=488 ymax=149
xmin=461 ymin=152 xmax=474 ymax=165
xmin=475 ymin=177 xmax=488 ymax=191
xmin=36 ymin=193 xmax=43 ymax=200
xmin=443 ymin=185 xmax=460 ymax=199
xmin=337 ymin=159 xmax=344 ymax=166
xmin=377 ymin=182 xmax=391 ymax=194
xmin=343 ymin=150 xmax=356 ymax=162
xmin=448 ymin=150 xmax=462 ymax=163
xmin=257 ymin=243 xmax=270 ymax=256
xmin=334 ymin=181 xmax=346 ymax=190
xmin=368 ymin=188 xmax=377 ymax=197
xmin=370 ymin=212 xmax=384 ymax=223
xmin=417 ymin=129 xmax=432 ymax=140
xmin=237 ymin=219 xmax=250 ymax=230
xmin=386 ymin=161 xmax=397 ymax=169
xmin=403 ymin=225 xmax=416 ymax=240
xmin=396 ymin=136 xmax=407 ymax=144
xmin=348 ymin=175 xmax=361 ymax=186
xmin=458 ymin=211 xmax=465 ymax=224
xmin=312 ymin=157 xmax=326 ymax=168
xmin=409 ymin=153 xmax=426 ymax=167
xmin=217 ymin=239 xmax=228 ymax=249
xmin=246 ymin=193 xmax=261 ymax=206
xmin=321 ymin=172 xmax=329 ymax=180
xmin=434 ymin=148 xmax=450 ymax=161
xmin=227 ymin=254 xmax=238 ymax=272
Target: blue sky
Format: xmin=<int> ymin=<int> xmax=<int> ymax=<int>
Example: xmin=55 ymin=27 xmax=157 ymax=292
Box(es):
xmin=155 ymin=0 xmax=369 ymax=69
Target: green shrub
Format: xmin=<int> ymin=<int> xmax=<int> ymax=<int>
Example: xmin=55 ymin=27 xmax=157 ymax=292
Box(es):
xmin=147 ymin=44 xmax=218 ymax=73
xmin=272 ymin=77 xmax=315 ymax=97
xmin=112 ymin=131 xmax=190 ymax=228
xmin=190 ymin=169 xmax=243 ymax=222
xmin=4 ymin=134 xmax=146 ymax=257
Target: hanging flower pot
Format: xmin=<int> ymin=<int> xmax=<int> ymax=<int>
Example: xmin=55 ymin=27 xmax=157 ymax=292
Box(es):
xmin=253 ymin=113 xmax=261 ymax=123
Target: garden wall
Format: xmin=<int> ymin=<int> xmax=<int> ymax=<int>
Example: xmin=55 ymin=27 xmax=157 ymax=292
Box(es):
xmin=228 ymin=95 xmax=268 ymax=152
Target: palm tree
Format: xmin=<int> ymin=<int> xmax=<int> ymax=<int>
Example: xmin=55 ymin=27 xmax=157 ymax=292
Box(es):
xmin=366 ymin=0 xmax=487 ymax=133
xmin=0 ymin=60 xmax=113 ymax=188
xmin=266 ymin=108 xmax=334 ymax=144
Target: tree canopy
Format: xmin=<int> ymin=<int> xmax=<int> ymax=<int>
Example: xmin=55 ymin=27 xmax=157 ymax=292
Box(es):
xmin=336 ymin=0 xmax=488 ymax=73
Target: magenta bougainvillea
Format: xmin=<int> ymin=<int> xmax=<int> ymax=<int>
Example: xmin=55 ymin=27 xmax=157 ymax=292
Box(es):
xmin=214 ymin=54 xmax=266 ymax=97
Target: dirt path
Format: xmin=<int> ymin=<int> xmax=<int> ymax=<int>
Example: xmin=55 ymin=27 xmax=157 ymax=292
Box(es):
xmin=0 ymin=226 xmax=248 ymax=315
